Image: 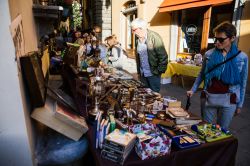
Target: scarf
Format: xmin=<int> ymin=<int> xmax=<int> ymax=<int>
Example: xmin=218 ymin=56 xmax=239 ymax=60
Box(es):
xmin=204 ymin=43 xmax=241 ymax=88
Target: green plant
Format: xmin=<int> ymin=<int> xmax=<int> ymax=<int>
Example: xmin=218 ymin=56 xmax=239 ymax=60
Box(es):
xmin=72 ymin=0 xmax=82 ymax=30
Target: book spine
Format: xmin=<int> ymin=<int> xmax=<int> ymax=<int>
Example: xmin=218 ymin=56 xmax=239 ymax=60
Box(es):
xmin=175 ymin=119 xmax=201 ymax=125
xmin=101 ymin=149 xmax=125 ymax=164
xmin=100 ymin=119 xmax=108 ymax=149
xmin=99 ymin=119 xmax=105 ymax=149
xmin=104 ymin=140 xmax=126 ymax=152
xmin=102 ymin=144 xmax=124 ymax=154
xmin=103 ymin=141 xmax=134 ymax=159
xmin=95 ymin=112 xmax=102 ymax=149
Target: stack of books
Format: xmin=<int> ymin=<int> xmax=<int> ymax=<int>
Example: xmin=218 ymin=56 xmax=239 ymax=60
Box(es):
xmin=101 ymin=129 xmax=136 ymax=164
xmin=167 ymin=107 xmax=189 ymax=118
xmin=166 ymin=107 xmax=201 ymax=126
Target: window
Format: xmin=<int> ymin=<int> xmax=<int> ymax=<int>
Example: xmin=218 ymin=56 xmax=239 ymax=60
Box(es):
xmin=178 ymin=3 xmax=234 ymax=54
xmin=122 ymin=1 xmax=137 ymax=57
xmin=207 ymin=4 xmax=234 ymax=50
xmin=178 ymin=7 xmax=206 ymax=54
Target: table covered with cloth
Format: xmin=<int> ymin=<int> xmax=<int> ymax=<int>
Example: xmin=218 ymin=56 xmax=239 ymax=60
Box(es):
xmin=62 ymin=65 xmax=237 ymax=166
xmin=162 ymin=62 xmax=202 ymax=78
xmin=85 ymin=123 xmax=237 ymax=166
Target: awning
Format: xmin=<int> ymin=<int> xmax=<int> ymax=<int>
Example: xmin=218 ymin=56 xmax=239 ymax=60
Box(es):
xmin=159 ymin=0 xmax=233 ymax=12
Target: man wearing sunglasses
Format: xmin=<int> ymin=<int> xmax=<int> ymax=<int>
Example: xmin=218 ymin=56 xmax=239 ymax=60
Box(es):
xmin=131 ymin=18 xmax=168 ymax=92
xmin=187 ymin=22 xmax=248 ymax=130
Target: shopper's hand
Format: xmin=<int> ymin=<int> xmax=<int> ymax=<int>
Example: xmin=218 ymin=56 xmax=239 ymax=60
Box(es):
xmin=234 ymin=108 xmax=241 ymax=116
xmin=187 ymin=90 xmax=194 ymax=97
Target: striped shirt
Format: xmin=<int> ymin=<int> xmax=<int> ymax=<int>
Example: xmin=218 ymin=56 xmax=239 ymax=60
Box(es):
xmin=137 ymin=38 xmax=152 ymax=77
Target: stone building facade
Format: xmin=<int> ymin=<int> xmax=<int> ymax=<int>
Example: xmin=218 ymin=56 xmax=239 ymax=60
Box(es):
xmin=92 ymin=0 xmax=112 ymax=40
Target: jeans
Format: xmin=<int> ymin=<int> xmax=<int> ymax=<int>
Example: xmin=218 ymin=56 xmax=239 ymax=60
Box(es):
xmin=202 ymin=104 xmax=236 ymax=130
xmin=140 ymin=75 xmax=161 ymax=92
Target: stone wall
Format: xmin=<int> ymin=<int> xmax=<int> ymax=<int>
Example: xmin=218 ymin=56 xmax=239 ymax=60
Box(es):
xmin=93 ymin=0 xmax=112 ymax=40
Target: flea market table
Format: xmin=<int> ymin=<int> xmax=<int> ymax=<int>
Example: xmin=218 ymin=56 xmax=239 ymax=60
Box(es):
xmin=162 ymin=62 xmax=202 ymax=88
xmin=62 ymin=65 xmax=238 ymax=166
xmin=83 ymin=119 xmax=237 ymax=166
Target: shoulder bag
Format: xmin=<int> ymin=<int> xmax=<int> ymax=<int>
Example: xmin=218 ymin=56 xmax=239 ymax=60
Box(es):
xmin=202 ymin=51 xmax=241 ymax=107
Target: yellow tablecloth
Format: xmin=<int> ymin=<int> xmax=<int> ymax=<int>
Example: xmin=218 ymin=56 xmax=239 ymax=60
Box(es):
xmin=162 ymin=62 xmax=201 ymax=78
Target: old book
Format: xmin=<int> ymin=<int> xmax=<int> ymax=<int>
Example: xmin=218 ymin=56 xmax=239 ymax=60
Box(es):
xmin=167 ymin=107 xmax=189 ymax=118
xmin=54 ymin=102 xmax=88 ymax=133
xmin=101 ymin=139 xmax=135 ymax=165
xmin=102 ymin=141 xmax=125 ymax=152
xmin=105 ymin=129 xmax=136 ymax=151
xmin=175 ymin=117 xmax=202 ymax=125
xmin=31 ymin=96 xmax=86 ymax=141
xmin=168 ymin=101 xmax=182 ymax=108
xmin=20 ymin=52 xmax=46 ymax=109
xmin=101 ymin=149 xmax=124 ymax=164
xmin=101 ymin=147 xmax=132 ymax=165
xmin=102 ymin=137 xmax=135 ymax=155
xmin=152 ymin=118 xmax=175 ymax=128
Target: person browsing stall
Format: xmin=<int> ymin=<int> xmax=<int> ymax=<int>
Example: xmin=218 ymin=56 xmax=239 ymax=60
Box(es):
xmin=131 ymin=18 xmax=168 ymax=92
xmin=103 ymin=35 xmax=137 ymax=73
xmin=187 ymin=22 xmax=248 ymax=130
xmin=85 ymin=35 xmax=92 ymax=56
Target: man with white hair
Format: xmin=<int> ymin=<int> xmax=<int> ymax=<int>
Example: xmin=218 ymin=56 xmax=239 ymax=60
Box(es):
xmin=131 ymin=18 xmax=168 ymax=92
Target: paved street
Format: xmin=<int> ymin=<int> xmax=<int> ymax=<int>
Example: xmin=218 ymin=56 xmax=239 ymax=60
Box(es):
xmin=160 ymin=79 xmax=250 ymax=166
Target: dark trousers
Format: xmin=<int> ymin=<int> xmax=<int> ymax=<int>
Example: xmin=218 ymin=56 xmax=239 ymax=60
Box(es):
xmin=140 ymin=75 xmax=161 ymax=92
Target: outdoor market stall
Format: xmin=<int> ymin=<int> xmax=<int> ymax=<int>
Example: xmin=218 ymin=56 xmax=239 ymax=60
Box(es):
xmin=162 ymin=62 xmax=203 ymax=88
xmin=23 ymin=41 xmax=238 ymax=166
xmin=61 ymin=59 xmax=237 ymax=166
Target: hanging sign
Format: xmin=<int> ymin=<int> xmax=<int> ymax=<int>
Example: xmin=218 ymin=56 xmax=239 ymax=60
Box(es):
xmin=186 ymin=24 xmax=197 ymax=35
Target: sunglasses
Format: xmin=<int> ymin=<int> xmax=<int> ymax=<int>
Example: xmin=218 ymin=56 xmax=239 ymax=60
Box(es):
xmin=132 ymin=28 xmax=139 ymax=32
xmin=214 ymin=37 xmax=229 ymax=43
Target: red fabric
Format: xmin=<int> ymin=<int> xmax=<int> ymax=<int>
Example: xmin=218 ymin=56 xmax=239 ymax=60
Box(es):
xmin=207 ymin=78 xmax=229 ymax=93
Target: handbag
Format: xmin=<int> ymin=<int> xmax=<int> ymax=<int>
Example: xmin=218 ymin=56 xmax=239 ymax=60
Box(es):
xmin=201 ymin=50 xmax=241 ymax=107
xmin=203 ymin=90 xmax=231 ymax=107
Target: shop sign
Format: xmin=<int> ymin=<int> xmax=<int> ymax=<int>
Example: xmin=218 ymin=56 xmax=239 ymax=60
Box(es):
xmin=186 ymin=24 xmax=197 ymax=35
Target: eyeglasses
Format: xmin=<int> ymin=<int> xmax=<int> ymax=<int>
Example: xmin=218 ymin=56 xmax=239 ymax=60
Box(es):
xmin=214 ymin=37 xmax=229 ymax=43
